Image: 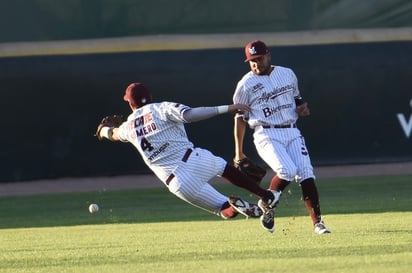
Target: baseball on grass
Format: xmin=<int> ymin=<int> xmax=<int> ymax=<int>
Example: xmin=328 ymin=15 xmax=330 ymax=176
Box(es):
xmin=88 ymin=203 xmax=99 ymax=213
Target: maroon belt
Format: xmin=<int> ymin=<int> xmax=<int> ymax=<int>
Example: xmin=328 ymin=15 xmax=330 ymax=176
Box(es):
xmin=181 ymin=148 xmax=192 ymax=162
xmin=165 ymin=148 xmax=193 ymax=185
xmin=262 ymin=124 xmax=296 ymax=129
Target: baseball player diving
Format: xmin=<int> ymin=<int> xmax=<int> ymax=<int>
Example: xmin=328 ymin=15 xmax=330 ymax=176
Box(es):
xmin=96 ymin=82 xmax=278 ymax=228
xmin=232 ymin=40 xmax=331 ymax=234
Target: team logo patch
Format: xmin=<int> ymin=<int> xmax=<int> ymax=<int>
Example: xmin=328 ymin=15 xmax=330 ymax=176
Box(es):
xmin=248 ymin=46 xmax=257 ymax=55
xmin=252 ymin=83 xmax=264 ymax=93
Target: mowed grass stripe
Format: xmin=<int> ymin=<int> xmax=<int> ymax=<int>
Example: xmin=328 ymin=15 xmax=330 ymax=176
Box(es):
xmin=0 ymin=213 xmax=411 ymax=273
xmin=0 ymin=174 xmax=410 ymax=229
xmin=0 ymin=175 xmax=411 ymax=272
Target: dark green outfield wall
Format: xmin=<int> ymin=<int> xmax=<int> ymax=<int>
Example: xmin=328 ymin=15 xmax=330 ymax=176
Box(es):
xmin=1 ymin=0 xmax=412 ymax=42
xmin=1 ymin=41 xmax=412 ymax=182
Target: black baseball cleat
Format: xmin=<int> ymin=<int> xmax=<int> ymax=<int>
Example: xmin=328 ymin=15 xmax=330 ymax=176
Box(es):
xmin=257 ymin=190 xmax=281 ymax=232
xmin=258 ymin=205 xmax=275 ymax=232
xmin=228 ymin=197 xmax=262 ymax=218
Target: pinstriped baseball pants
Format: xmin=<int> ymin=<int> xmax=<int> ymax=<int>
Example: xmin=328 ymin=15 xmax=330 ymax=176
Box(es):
xmin=253 ymin=127 xmax=315 ymax=183
xmin=167 ymin=147 xmax=229 ymax=216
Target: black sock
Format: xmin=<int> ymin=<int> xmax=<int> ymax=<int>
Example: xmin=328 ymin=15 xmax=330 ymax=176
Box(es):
xmin=300 ymin=178 xmax=322 ymax=224
xmin=221 ymin=164 xmax=267 ymax=198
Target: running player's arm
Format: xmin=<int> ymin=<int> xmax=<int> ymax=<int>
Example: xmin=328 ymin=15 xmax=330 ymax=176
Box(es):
xmin=295 ymin=95 xmax=310 ymax=117
xmin=234 ymin=116 xmax=247 ymax=161
xmin=232 ymin=84 xmax=249 ymax=161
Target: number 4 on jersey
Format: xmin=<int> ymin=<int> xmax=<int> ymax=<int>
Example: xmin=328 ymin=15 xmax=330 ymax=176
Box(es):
xmin=140 ymin=137 xmax=154 ymax=151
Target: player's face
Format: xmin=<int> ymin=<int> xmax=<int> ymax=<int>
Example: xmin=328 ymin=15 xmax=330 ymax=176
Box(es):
xmin=249 ymin=53 xmax=272 ymax=75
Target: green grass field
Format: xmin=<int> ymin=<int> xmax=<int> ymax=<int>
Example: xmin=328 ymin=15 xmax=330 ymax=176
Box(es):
xmin=0 ymin=175 xmax=411 ymax=273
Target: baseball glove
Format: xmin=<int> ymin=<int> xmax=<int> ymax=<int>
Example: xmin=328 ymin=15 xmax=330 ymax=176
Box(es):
xmin=95 ymin=115 xmax=123 ymax=140
xmin=234 ymin=158 xmax=266 ymax=184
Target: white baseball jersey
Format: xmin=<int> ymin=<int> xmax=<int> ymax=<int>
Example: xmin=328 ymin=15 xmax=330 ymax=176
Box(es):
xmin=233 ymin=66 xmax=315 ymax=182
xmin=233 ymin=66 xmax=300 ymax=127
xmin=117 ymin=101 xmax=229 ymax=216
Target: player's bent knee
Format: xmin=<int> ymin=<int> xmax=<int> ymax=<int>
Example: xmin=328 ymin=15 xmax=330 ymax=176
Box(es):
xmin=276 ymin=167 xmax=298 ymax=181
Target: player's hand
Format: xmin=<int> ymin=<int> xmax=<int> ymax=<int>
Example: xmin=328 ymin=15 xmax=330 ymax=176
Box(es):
xmin=228 ymin=104 xmax=250 ymax=114
xmin=296 ymin=102 xmax=310 ymax=116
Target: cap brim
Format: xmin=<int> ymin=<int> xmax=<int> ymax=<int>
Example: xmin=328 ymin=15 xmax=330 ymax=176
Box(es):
xmin=244 ymin=54 xmax=265 ymax=62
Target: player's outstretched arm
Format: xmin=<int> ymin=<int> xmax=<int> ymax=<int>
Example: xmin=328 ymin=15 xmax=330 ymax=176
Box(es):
xmin=95 ymin=115 xmax=123 ymax=141
xmin=99 ymin=127 xmax=120 ymax=141
xmin=183 ymin=104 xmax=250 ymax=123
xmin=228 ymin=104 xmax=250 ymax=114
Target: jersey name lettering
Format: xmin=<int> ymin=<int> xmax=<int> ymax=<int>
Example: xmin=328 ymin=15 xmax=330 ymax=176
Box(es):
xmin=134 ymin=112 xmax=157 ymax=136
xmin=263 ymin=103 xmax=293 ymax=117
xmin=257 ymin=85 xmax=294 ymax=104
xmin=136 ymin=123 xmax=157 ymax=136
xmin=134 ymin=112 xmax=153 ymax=126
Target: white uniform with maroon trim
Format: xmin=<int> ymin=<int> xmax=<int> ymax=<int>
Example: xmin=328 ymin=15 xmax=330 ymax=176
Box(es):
xmin=117 ymin=101 xmax=228 ymax=216
xmin=233 ymin=65 xmax=315 ymax=183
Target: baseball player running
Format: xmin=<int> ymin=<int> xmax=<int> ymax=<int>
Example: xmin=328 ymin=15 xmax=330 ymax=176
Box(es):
xmin=96 ymin=82 xmax=278 ymax=226
xmin=232 ymin=40 xmax=331 ymax=234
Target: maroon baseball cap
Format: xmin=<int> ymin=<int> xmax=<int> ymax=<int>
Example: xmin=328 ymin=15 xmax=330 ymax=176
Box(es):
xmin=123 ymin=82 xmax=152 ymax=107
xmin=244 ymin=40 xmax=269 ymax=62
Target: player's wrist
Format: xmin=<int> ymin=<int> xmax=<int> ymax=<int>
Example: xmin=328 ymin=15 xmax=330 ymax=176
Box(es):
xmin=101 ymin=126 xmax=115 ymax=141
xmin=217 ymin=105 xmax=229 ymax=114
